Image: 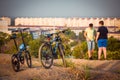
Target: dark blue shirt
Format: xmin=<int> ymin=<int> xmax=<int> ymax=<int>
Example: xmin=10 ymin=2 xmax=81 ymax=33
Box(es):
xmin=97 ymin=26 xmax=108 ymax=40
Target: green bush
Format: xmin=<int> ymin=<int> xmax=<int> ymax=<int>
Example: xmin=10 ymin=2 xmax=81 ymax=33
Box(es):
xmin=107 ymin=50 xmax=120 ymax=60
xmin=28 ymin=39 xmax=40 ymax=58
xmin=72 ymin=42 xmax=87 ymax=59
xmin=0 ymin=32 xmax=33 ymax=54
xmin=70 ymin=41 xmax=78 ymax=47
xmin=64 ymin=44 xmax=71 ymax=57
xmin=60 ymin=34 xmax=71 ymax=57
xmin=107 ymin=36 xmax=120 ymax=51
xmin=0 ymin=32 xmax=10 ymax=53
xmin=64 ymin=29 xmax=77 ymax=39
xmin=28 ymin=35 xmax=45 ymax=58
xmin=78 ymin=31 xmax=86 ymax=42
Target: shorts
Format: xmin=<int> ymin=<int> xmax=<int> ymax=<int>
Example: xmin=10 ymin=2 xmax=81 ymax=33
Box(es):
xmin=87 ymin=41 xmax=95 ymax=50
xmin=98 ymin=39 xmax=107 ymax=47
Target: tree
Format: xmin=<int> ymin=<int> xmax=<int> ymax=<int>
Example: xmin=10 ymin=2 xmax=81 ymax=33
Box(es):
xmin=64 ymin=29 xmax=77 ymax=39
xmin=78 ymin=31 xmax=85 ymax=42
xmin=0 ymin=32 xmax=10 ymax=53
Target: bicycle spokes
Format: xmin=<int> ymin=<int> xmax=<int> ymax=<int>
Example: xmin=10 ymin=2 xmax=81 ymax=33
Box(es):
xmin=25 ymin=51 xmax=32 ymax=68
xmin=11 ymin=54 xmax=20 ymax=72
xmin=39 ymin=44 xmax=53 ymax=69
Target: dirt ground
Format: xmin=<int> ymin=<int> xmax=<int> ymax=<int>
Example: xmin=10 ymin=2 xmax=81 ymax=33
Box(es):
xmin=0 ymin=53 xmax=120 ymax=80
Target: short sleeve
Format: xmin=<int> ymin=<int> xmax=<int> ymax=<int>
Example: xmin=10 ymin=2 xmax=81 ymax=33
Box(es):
xmin=97 ymin=27 xmax=100 ymax=32
xmin=106 ymin=27 xmax=108 ymax=33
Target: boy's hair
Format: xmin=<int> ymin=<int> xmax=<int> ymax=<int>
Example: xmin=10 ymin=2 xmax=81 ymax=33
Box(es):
xmin=99 ymin=21 xmax=104 ymax=25
xmin=89 ymin=23 xmax=93 ymax=27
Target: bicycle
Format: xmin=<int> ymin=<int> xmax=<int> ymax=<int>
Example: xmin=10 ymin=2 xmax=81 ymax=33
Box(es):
xmin=38 ymin=29 xmax=67 ymax=69
xmin=10 ymin=28 xmax=32 ymax=72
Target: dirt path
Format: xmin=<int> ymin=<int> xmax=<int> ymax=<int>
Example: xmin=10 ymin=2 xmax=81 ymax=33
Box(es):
xmin=0 ymin=54 xmax=120 ymax=80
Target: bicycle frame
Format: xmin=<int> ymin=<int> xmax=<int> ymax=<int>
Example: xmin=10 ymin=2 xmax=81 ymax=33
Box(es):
xmin=39 ymin=29 xmax=68 ymax=68
xmin=9 ymin=28 xmax=31 ymax=58
xmin=45 ymin=31 xmax=65 ymax=56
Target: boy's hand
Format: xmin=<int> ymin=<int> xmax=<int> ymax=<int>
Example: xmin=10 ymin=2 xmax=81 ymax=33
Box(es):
xmin=86 ymin=38 xmax=90 ymax=41
xmin=96 ymin=39 xmax=98 ymax=43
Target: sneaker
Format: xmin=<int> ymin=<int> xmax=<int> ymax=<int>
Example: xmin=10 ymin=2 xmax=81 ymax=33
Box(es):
xmin=89 ymin=57 xmax=93 ymax=60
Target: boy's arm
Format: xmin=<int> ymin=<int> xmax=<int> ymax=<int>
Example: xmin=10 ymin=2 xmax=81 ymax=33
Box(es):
xmin=84 ymin=31 xmax=90 ymax=41
xmin=84 ymin=31 xmax=87 ymax=39
xmin=96 ymin=32 xmax=100 ymax=42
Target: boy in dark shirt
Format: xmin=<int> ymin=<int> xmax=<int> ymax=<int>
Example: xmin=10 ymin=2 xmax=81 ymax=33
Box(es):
xmin=96 ymin=21 xmax=108 ymax=60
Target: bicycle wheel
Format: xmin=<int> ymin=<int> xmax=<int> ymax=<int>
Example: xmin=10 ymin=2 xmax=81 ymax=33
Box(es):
xmin=39 ymin=43 xmax=53 ymax=69
xmin=11 ymin=54 xmax=20 ymax=72
xmin=58 ymin=44 xmax=67 ymax=67
xmin=25 ymin=51 xmax=32 ymax=68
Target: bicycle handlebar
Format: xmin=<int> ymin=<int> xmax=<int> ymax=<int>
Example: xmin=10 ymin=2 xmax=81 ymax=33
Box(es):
xmin=45 ymin=29 xmax=68 ymax=38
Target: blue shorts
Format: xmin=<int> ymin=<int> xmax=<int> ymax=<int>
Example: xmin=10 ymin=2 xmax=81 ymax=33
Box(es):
xmin=98 ymin=39 xmax=107 ymax=47
xmin=87 ymin=41 xmax=95 ymax=50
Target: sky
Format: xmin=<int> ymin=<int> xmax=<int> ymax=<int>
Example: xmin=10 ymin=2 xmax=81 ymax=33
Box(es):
xmin=0 ymin=0 xmax=120 ymax=18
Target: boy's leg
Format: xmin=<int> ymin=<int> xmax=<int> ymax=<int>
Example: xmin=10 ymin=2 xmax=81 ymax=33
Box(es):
xmin=88 ymin=50 xmax=91 ymax=58
xmin=98 ymin=47 xmax=102 ymax=60
xmin=87 ymin=41 xmax=92 ymax=59
xmin=103 ymin=47 xmax=107 ymax=59
xmin=103 ymin=39 xmax=107 ymax=60
xmin=91 ymin=41 xmax=95 ymax=57
xmin=98 ymin=39 xmax=103 ymax=60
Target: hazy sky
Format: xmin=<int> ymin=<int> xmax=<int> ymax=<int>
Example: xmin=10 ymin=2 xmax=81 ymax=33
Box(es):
xmin=0 ymin=0 xmax=120 ymax=18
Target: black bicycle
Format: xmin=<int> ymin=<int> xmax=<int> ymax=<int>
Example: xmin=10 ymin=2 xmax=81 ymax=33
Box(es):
xmin=38 ymin=30 xmax=67 ymax=69
xmin=10 ymin=28 xmax=32 ymax=72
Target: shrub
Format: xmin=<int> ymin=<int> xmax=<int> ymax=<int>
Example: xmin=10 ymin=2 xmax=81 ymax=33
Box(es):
xmin=107 ymin=36 xmax=120 ymax=51
xmin=70 ymin=41 xmax=78 ymax=47
xmin=65 ymin=59 xmax=75 ymax=68
xmin=1 ymin=32 xmax=33 ymax=54
xmin=61 ymin=34 xmax=71 ymax=57
xmin=28 ymin=39 xmax=40 ymax=58
xmin=28 ymin=35 xmax=45 ymax=58
xmin=72 ymin=42 xmax=87 ymax=59
xmin=64 ymin=29 xmax=77 ymax=39
xmin=78 ymin=31 xmax=86 ymax=42
xmin=107 ymin=50 xmax=120 ymax=60
xmin=0 ymin=32 xmax=10 ymax=53
xmin=63 ymin=44 xmax=71 ymax=57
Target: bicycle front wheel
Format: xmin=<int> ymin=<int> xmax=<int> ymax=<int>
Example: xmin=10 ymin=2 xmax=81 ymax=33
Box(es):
xmin=11 ymin=54 xmax=20 ymax=72
xmin=25 ymin=51 xmax=32 ymax=68
xmin=39 ymin=43 xmax=53 ymax=69
xmin=58 ymin=44 xmax=66 ymax=67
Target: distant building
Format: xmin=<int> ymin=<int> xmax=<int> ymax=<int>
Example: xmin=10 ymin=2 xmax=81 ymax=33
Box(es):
xmin=0 ymin=20 xmax=10 ymax=34
xmin=9 ymin=17 xmax=120 ymax=39
xmin=0 ymin=17 xmax=11 ymax=26
xmin=14 ymin=17 xmax=120 ymax=28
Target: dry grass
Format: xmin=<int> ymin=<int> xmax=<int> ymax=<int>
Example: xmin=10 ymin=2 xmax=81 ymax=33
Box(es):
xmin=0 ymin=54 xmax=120 ymax=80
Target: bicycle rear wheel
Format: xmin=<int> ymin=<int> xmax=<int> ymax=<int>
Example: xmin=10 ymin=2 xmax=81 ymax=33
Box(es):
xmin=58 ymin=44 xmax=66 ymax=67
xmin=11 ymin=54 xmax=20 ymax=72
xmin=25 ymin=51 xmax=32 ymax=68
xmin=39 ymin=43 xmax=53 ymax=69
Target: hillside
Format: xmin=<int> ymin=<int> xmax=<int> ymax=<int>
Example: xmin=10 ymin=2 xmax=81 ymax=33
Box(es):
xmin=0 ymin=53 xmax=120 ymax=80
